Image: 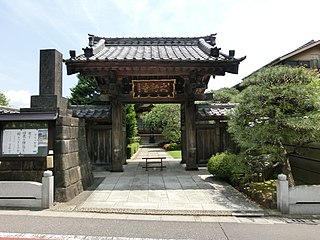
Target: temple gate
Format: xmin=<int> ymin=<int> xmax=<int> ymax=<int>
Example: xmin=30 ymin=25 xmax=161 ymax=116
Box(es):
xmin=65 ymin=34 xmax=245 ymax=172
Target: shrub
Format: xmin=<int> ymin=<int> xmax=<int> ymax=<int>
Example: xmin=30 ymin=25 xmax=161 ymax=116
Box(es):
xmin=127 ymin=142 xmax=140 ymax=158
xmin=166 ymin=143 xmax=181 ymax=151
xmin=129 ymin=136 xmax=141 ymax=144
xmin=207 ymin=151 xmax=251 ymax=183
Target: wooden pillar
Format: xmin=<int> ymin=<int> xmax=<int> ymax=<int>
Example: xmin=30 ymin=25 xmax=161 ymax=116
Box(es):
xmin=111 ymin=99 xmax=124 ymax=172
xmin=180 ymin=103 xmax=186 ymax=164
xmin=184 ymin=99 xmax=198 ymax=171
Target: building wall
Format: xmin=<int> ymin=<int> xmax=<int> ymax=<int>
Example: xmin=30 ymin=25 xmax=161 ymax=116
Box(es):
xmin=289 ymin=46 xmax=320 ymax=61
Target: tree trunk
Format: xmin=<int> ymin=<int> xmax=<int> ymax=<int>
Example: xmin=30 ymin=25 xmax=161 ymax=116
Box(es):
xmin=282 ymin=148 xmax=295 ymax=187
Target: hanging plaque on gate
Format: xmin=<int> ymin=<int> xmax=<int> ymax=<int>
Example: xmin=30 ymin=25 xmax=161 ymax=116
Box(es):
xmin=132 ymin=79 xmax=176 ymax=98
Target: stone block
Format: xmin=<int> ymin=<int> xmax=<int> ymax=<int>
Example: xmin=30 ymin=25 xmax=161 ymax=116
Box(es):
xmin=11 ymin=171 xmax=25 ymax=181
xmin=6 ymin=161 xmax=22 ymax=170
xmin=22 ymin=161 xmax=35 ymax=170
xmin=0 ymin=171 xmax=12 ymax=180
xmin=70 ymin=126 xmax=79 ymax=139
xmin=55 ymin=139 xmax=79 ymax=154
xmin=55 ymin=152 xmax=80 ymax=170
xmin=55 ymin=170 xmax=71 ymax=188
xmin=56 ymin=116 xmax=72 ymax=126
xmin=55 ymin=125 xmax=71 ymax=140
xmin=33 ymin=160 xmax=46 ymax=170
xmin=39 ymin=49 xmax=62 ymax=96
xmin=31 ymin=95 xmax=60 ymax=108
xmin=68 ymin=166 xmax=82 ymax=185
xmin=55 ymin=180 xmax=83 ymax=202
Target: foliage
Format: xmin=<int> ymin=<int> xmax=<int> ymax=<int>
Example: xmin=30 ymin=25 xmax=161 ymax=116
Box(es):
xmin=125 ymin=104 xmax=138 ymax=143
xmin=166 ymin=143 xmax=181 ymax=151
xmin=69 ymin=74 xmax=99 ymax=105
xmin=207 ymin=151 xmax=251 ymax=182
xmin=0 ymin=92 xmax=9 ymax=106
xmin=228 ymin=66 xmax=320 ymax=185
xmin=129 ymin=136 xmax=141 ymax=144
xmin=140 ymin=104 xmax=181 ymax=143
xmin=126 ymin=142 xmax=140 ymax=158
xmin=166 ymin=150 xmax=182 ymax=159
xmin=69 ymin=75 xmax=138 ymax=144
xmin=210 ymin=87 xmax=240 ymax=103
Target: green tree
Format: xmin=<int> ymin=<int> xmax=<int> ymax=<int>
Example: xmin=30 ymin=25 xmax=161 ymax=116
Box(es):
xmin=125 ymin=104 xmax=138 ymax=143
xmin=69 ymin=75 xmax=138 ymax=144
xmin=69 ymin=74 xmax=99 ymax=105
xmin=0 ymin=92 xmax=9 ymax=106
xmin=210 ymin=87 xmax=239 ymax=103
xmin=141 ymin=104 xmax=181 ymax=143
xmin=228 ymin=66 xmax=320 ymax=186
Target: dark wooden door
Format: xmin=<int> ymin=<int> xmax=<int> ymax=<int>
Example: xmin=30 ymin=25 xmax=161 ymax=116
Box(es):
xmin=87 ymin=125 xmax=112 ymax=170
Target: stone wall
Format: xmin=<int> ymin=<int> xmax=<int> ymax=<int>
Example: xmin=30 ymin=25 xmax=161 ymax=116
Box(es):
xmin=1 ymin=49 xmax=94 ymax=202
xmin=0 ymin=159 xmax=45 ymax=182
xmin=54 ymin=115 xmax=93 ymax=202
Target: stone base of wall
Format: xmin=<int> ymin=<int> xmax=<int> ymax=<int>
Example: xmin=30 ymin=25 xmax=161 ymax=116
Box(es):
xmin=0 ymin=160 xmax=45 ymax=182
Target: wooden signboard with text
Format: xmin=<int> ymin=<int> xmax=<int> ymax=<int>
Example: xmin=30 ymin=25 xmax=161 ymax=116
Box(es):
xmin=132 ymin=79 xmax=176 ymax=98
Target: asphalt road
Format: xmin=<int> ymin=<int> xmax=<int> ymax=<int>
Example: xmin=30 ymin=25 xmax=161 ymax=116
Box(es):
xmin=0 ymin=214 xmax=319 ymax=240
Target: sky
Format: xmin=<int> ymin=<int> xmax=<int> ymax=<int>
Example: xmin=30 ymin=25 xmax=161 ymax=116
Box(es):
xmin=1 ymin=0 xmax=320 ymax=108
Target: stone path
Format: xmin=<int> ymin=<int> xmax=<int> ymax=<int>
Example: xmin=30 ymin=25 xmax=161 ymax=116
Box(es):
xmin=76 ymin=147 xmax=263 ymax=215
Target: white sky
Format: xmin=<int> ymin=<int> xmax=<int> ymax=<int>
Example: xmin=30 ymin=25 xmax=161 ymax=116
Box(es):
xmin=1 ymin=0 xmax=320 ymax=108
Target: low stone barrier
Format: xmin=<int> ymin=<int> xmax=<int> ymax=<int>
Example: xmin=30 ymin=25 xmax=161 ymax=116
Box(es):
xmin=0 ymin=170 xmax=54 ymax=209
xmin=277 ymin=174 xmax=320 ymax=214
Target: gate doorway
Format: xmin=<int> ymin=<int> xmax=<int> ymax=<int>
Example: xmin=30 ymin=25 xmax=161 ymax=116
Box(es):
xmin=65 ymin=34 xmax=245 ymax=172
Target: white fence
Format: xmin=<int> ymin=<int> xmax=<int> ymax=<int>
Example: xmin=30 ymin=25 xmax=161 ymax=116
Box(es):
xmin=0 ymin=170 xmax=54 ymax=209
xmin=277 ymin=174 xmax=320 ymax=214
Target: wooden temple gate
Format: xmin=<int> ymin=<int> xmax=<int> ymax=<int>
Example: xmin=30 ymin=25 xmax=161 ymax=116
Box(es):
xmin=65 ymin=34 xmax=245 ymax=171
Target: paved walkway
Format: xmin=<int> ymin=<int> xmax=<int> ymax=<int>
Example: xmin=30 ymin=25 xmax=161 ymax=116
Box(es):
xmin=74 ymin=146 xmax=263 ymax=216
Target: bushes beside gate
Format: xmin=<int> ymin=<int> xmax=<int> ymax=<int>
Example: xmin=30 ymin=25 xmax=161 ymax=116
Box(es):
xmin=126 ymin=142 xmax=140 ymax=159
xmin=207 ymin=151 xmax=251 ymax=184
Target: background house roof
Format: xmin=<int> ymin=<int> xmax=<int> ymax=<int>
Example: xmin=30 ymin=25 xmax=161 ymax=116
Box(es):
xmin=241 ymin=39 xmax=320 ymax=82
xmin=265 ymin=39 xmax=320 ymax=67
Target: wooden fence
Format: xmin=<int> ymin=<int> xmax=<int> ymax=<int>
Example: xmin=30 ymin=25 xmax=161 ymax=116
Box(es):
xmin=196 ymin=122 xmax=237 ymax=165
xmin=287 ymin=143 xmax=320 ymax=184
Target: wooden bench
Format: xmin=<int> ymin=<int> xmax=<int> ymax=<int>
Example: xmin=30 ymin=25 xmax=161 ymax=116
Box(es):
xmin=142 ymin=157 xmax=166 ymax=171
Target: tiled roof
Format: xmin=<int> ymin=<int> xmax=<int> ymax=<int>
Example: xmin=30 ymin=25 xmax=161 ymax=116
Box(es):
xmin=0 ymin=106 xmax=20 ymax=114
xmin=0 ymin=112 xmax=57 ymax=121
xmin=71 ymin=105 xmax=111 ymax=121
xmin=196 ymin=103 xmax=235 ymax=120
xmin=68 ymin=34 xmax=243 ymax=63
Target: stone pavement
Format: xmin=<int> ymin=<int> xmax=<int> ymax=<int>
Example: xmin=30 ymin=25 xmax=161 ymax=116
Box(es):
xmin=70 ymin=146 xmax=264 ymax=216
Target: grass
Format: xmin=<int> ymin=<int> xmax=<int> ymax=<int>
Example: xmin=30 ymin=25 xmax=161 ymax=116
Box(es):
xmin=246 ymin=180 xmax=277 ymax=199
xmin=166 ymin=150 xmax=182 ymax=159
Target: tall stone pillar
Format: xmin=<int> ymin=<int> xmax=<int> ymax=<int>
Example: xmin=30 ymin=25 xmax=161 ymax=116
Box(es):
xmin=20 ymin=49 xmax=93 ymax=202
xmin=184 ymin=99 xmax=198 ymax=171
xmin=111 ymin=99 xmax=124 ymax=172
xmin=29 ymin=49 xmax=68 ymax=111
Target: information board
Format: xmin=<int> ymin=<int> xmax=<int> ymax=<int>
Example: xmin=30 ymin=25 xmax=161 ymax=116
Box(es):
xmin=1 ymin=129 xmax=48 ymax=157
